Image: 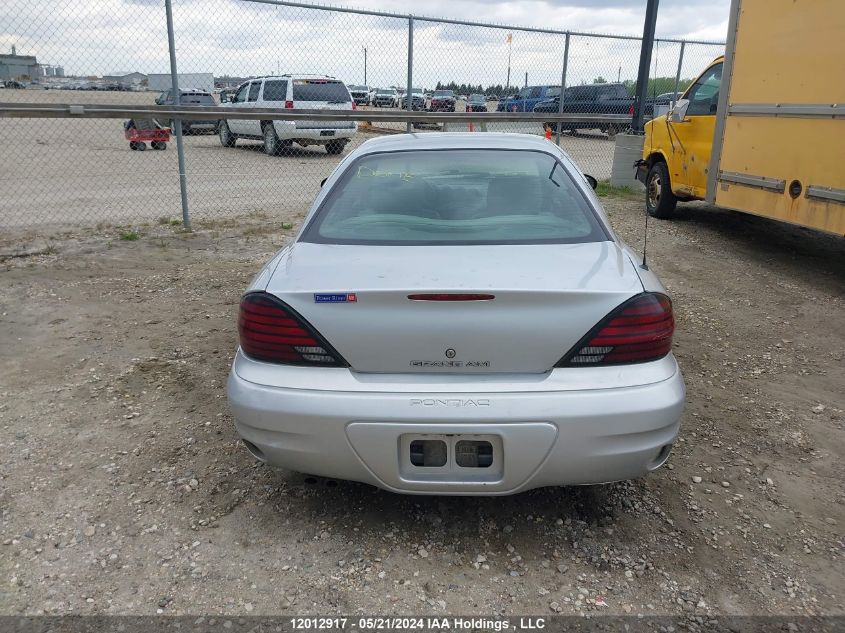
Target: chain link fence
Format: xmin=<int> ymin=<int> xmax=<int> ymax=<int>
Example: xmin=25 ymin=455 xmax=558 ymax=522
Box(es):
xmin=0 ymin=0 xmax=724 ymax=229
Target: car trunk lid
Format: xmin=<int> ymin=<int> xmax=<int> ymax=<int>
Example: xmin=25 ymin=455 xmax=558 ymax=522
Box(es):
xmin=264 ymin=242 xmax=644 ymax=374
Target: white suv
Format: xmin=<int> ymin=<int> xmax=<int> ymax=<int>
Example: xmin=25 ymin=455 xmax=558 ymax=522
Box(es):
xmin=218 ymin=75 xmax=357 ymax=155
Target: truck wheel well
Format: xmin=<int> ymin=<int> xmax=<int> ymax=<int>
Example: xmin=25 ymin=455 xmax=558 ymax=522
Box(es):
xmin=646 ymin=153 xmax=666 ymax=168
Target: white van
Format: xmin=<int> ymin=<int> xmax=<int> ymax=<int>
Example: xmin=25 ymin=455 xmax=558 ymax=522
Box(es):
xmin=218 ymin=75 xmax=357 ymax=155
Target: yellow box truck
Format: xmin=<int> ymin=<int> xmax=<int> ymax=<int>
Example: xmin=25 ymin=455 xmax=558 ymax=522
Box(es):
xmin=636 ymin=0 xmax=845 ymax=236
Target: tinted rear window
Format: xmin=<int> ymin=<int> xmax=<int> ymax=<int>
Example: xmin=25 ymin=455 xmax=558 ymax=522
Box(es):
xmin=182 ymin=94 xmax=214 ymax=105
xmin=301 ymin=150 xmax=607 ymax=246
xmin=292 ymin=80 xmax=350 ymax=102
xmin=262 ymin=80 xmax=288 ymax=101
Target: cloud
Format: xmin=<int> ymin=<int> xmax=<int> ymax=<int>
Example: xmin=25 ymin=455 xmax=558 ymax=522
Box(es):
xmin=0 ymin=0 xmax=728 ymax=86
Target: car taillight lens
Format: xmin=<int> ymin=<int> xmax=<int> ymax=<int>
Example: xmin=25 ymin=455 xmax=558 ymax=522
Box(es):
xmin=351 ymin=101 xmax=357 ymax=110
xmin=557 ymin=293 xmax=674 ymax=366
xmin=238 ymin=292 xmax=345 ymax=366
xmin=628 ymin=103 xmax=635 ymax=115
xmin=284 ymin=100 xmax=293 ymax=109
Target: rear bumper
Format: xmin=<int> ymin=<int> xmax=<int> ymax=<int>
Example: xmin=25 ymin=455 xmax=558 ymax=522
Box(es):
xmin=272 ymin=122 xmax=356 ymax=141
xmin=227 ymin=352 xmax=685 ymax=495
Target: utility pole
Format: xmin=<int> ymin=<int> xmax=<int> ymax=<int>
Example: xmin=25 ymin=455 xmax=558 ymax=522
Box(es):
xmin=363 ymin=46 xmax=367 ymax=85
xmin=524 ymin=72 xmax=528 ymax=88
xmin=505 ymin=33 xmax=512 ymax=92
xmin=631 ymin=0 xmax=659 ymax=133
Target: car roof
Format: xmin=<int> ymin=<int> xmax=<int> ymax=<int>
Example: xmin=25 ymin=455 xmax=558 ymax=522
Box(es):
xmin=357 ymin=133 xmax=562 ymax=155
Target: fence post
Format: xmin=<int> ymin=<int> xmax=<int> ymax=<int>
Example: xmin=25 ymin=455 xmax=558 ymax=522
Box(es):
xmin=555 ymin=32 xmax=570 ymax=145
xmin=164 ymin=0 xmax=191 ymax=230
xmin=406 ymin=16 xmax=414 ymax=133
xmin=672 ymin=40 xmax=686 ymax=107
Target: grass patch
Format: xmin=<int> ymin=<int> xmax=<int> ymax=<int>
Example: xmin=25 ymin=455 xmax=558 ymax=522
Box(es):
xmin=594 ymin=180 xmax=643 ymax=201
xmin=281 ymin=222 xmax=294 ymax=230
xmin=119 ymin=230 xmax=139 ymax=241
xmin=158 ymin=216 xmax=171 ymax=225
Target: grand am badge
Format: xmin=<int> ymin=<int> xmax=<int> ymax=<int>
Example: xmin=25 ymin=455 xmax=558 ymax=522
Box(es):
xmin=314 ymin=293 xmax=357 ymax=303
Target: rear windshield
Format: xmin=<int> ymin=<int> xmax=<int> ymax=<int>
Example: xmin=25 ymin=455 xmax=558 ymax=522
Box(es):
xmin=292 ymin=80 xmax=350 ymax=102
xmin=301 ymin=150 xmax=607 ymax=245
xmin=433 ymin=90 xmax=454 ymax=97
xmin=182 ymin=94 xmax=214 ymax=105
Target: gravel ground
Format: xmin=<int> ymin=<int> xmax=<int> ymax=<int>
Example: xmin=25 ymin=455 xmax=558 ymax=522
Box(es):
xmin=0 ymin=195 xmax=842 ymax=617
xmin=0 ymin=90 xmax=615 ymax=228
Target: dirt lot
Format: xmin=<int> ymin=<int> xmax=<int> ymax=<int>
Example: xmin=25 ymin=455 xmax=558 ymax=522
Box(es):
xmin=0 ymin=194 xmax=843 ymax=618
xmin=0 ymin=90 xmax=614 ymax=228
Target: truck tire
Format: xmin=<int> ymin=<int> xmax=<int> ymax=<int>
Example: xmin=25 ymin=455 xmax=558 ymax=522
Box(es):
xmin=646 ymin=161 xmax=678 ymax=219
xmin=218 ymin=121 xmax=237 ymax=147
xmin=263 ymin=123 xmax=281 ymax=156
xmin=325 ymin=140 xmax=346 ymax=155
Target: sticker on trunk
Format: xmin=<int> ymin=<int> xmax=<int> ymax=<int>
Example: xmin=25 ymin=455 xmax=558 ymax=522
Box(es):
xmin=314 ymin=293 xmax=357 ymax=303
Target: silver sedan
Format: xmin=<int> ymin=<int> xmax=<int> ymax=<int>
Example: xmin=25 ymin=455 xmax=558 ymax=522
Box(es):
xmin=227 ymin=133 xmax=685 ymax=495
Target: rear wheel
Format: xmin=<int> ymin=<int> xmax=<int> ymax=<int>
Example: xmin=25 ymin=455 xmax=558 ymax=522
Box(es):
xmin=218 ymin=121 xmax=237 ymax=147
xmin=263 ymin=123 xmax=281 ymax=155
xmin=325 ymin=140 xmax=346 ymax=155
xmin=646 ymin=161 xmax=678 ymax=219
xmin=606 ymin=124 xmax=619 ymax=139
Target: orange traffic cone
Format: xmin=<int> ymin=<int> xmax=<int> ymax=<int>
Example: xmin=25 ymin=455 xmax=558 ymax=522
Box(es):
xmin=544 ymin=126 xmax=552 ymax=140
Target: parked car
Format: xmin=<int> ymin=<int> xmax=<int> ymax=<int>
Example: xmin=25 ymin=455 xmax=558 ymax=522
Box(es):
xmin=466 ymin=94 xmax=488 ymax=112
xmin=429 ymin=89 xmax=456 ymax=112
xmin=372 ymin=88 xmax=398 ymax=107
xmin=218 ymin=75 xmax=356 ymax=155
xmin=497 ymin=85 xmax=561 ymax=113
xmin=347 ymin=84 xmax=370 ymax=106
xmin=227 ymin=133 xmax=683 ymax=495
xmin=486 ymin=94 xmax=498 ymax=102
xmin=156 ymin=89 xmax=219 ymax=134
xmin=533 ymin=83 xmax=649 ymax=138
xmin=400 ymin=88 xmax=426 ymax=110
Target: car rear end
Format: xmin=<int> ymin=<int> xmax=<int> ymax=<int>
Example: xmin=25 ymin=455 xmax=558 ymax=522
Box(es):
xmin=273 ymin=77 xmax=356 ymax=148
xmin=179 ymin=92 xmax=218 ymax=133
xmin=227 ymin=135 xmax=685 ymax=494
xmin=430 ymin=92 xmax=455 ymax=112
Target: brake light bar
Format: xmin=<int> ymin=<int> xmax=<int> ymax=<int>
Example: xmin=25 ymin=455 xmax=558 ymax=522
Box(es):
xmin=407 ymin=294 xmax=495 ymax=301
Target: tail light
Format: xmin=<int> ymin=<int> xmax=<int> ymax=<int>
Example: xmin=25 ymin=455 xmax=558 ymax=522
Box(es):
xmin=628 ymin=103 xmax=635 ymax=115
xmin=284 ymin=100 xmax=294 ymax=109
xmin=351 ymin=101 xmax=357 ymax=110
xmin=557 ymin=293 xmax=674 ymax=366
xmin=238 ymin=292 xmax=346 ymax=366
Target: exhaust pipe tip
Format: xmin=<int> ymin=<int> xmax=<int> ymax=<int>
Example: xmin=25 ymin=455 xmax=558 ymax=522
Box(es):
xmin=241 ymin=439 xmax=266 ymax=463
xmin=648 ymin=443 xmax=673 ymax=471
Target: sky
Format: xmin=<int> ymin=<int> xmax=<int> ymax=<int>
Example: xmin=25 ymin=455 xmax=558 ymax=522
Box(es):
xmin=1 ymin=0 xmax=729 ymax=88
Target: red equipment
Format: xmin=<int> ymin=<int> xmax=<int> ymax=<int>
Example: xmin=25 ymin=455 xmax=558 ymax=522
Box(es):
xmin=124 ymin=119 xmax=170 ymax=151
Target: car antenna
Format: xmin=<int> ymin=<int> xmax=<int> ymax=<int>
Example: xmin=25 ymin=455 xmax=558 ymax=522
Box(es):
xmin=641 ymin=203 xmax=650 ymax=271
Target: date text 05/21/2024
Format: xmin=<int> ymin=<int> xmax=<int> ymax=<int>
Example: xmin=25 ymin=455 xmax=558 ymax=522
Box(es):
xmin=289 ymin=617 xmax=547 ymax=631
